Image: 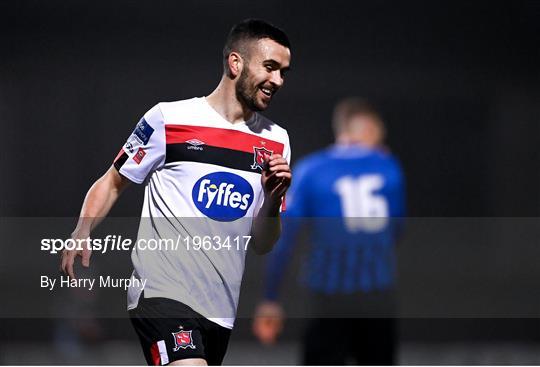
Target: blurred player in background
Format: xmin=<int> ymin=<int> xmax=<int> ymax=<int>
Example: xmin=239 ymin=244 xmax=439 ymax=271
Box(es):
xmin=62 ymin=19 xmax=292 ymax=366
xmin=253 ymin=97 xmax=405 ymax=365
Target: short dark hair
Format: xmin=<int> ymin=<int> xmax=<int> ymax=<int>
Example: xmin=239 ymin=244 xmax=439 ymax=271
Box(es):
xmin=332 ymin=97 xmax=385 ymax=136
xmin=222 ymin=19 xmax=291 ymax=75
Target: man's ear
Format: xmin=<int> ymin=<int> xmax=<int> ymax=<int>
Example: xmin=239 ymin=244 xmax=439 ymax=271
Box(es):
xmin=227 ymin=52 xmax=243 ymax=78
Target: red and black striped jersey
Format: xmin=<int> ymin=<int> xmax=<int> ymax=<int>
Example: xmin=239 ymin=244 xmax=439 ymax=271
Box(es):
xmin=114 ymin=97 xmax=291 ymax=329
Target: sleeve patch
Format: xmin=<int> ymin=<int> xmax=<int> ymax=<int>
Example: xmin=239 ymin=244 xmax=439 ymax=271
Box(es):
xmin=133 ymin=118 xmax=155 ymax=145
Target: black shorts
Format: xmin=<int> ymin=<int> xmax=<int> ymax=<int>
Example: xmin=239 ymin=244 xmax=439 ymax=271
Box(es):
xmin=129 ymin=297 xmax=231 ymax=366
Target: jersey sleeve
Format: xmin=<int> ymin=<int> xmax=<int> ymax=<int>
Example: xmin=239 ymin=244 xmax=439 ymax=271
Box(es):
xmin=113 ymin=104 xmax=166 ymax=184
xmin=390 ymin=158 xmax=407 ymax=237
xmin=280 ymin=132 xmax=292 ymax=211
xmin=282 ymin=132 xmax=291 ymax=164
xmin=389 ymin=157 xmax=406 ymax=218
xmin=280 ymin=155 xmax=311 ymax=217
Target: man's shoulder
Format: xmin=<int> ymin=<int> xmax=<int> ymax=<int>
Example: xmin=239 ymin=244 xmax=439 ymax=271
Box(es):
xmin=255 ymin=113 xmax=287 ymax=132
xmin=372 ymin=149 xmax=401 ymax=167
xmin=293 ymin=149 xmax=330 ymax=174
xmin=155 ymin=97 xmax=202 ymax=119
xmin=247 ymin=113 xmax=289 ymax=143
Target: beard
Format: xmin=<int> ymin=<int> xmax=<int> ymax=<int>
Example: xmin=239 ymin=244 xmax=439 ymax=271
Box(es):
xmin=235 ymin=68 xmax=266 ymax=112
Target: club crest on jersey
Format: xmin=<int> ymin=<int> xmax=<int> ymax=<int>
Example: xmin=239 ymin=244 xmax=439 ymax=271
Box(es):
xmin=192 ymin=172 xmax=254 ymax=221
xmin=172 ymin=329 xmax=195 ymax=351
xmin=251 ymin=146 xmax=273 ymax=170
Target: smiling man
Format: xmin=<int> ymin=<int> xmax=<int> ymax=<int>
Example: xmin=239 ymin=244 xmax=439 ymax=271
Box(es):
xmin=61 ymin=19 xmax=292 ymax=365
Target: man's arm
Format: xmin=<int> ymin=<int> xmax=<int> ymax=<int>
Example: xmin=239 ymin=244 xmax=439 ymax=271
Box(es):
xmin=253 ymin=158 xmax=309 ymax=345
xmin=250 ymin=154 xmax=291 ymax=255
xmin=252 ymin=218 xmax=301 ymax=344
xmin=61 ymin=165 xmax=130 ymax=278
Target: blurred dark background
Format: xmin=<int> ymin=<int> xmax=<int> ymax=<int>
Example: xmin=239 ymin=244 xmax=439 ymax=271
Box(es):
xmin=1 ymin=0 xmax=539 ymax=364
xmin=1 ymin=0 xmax=539 ymax=217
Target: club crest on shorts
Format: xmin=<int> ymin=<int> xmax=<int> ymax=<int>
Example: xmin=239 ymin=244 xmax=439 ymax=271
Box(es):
xmin=172 ymin=328 xmax=195 ymax=351
xmin=251 ymin=146 xmax=273 ymax=170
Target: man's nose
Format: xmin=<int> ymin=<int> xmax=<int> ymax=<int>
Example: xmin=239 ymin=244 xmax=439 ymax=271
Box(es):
xmin=269 ymin=70 xmax=283 ymax=88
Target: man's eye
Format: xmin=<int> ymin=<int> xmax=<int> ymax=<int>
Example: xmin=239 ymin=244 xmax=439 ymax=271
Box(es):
xmin=265 ymin=65 xmax=273 ymax=71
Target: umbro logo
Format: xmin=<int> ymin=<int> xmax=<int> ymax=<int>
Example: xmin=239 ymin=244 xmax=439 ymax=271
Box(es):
xmin=186 ymin=139 xmax=205 ymax=151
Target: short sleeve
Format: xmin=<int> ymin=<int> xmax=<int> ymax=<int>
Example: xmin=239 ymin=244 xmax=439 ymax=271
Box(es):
xmin=391 ymin=158 xmax=406 ymax=218
xmin=280 ymin=132 xmax=292 ymax=211
xmin=113 ymin=104 xmax=166 ymax=184
xmin=281 ymin=157 xmax=310 ymax=218
xmin=282 ymin=132 xmax=291 ymax=165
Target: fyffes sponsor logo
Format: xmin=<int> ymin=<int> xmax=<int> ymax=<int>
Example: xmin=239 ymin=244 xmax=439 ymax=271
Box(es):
xmin=192 ymin=172 xmax=254 ymax=221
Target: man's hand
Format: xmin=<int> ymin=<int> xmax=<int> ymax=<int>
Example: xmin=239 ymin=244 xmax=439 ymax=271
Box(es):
xmin=250 ymin=154 xmax=291 ymax=254
xmin=60 ymin=166 xmax=130 ymax=279
xmin=261 ymin=154 xmax=291 ymax=208
xmin=60 ymin=230 xmax=92 ymax=279
xmin=252 ymin=301 xmax=285 ymax=345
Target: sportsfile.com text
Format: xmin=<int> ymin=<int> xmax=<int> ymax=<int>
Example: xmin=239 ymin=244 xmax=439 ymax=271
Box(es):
xmin=41 ymin=235 xmax=252 ymax=254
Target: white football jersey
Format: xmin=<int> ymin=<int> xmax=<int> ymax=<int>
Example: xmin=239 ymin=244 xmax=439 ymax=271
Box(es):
xmin=114 ymin=97 xmax=291 ymax=329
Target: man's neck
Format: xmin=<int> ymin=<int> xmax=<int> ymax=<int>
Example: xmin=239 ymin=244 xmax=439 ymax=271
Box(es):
xmin=336 ymin=136 xmax=376 ymax=148
xmin=206 ymin=77 xmax=254 ymax=124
